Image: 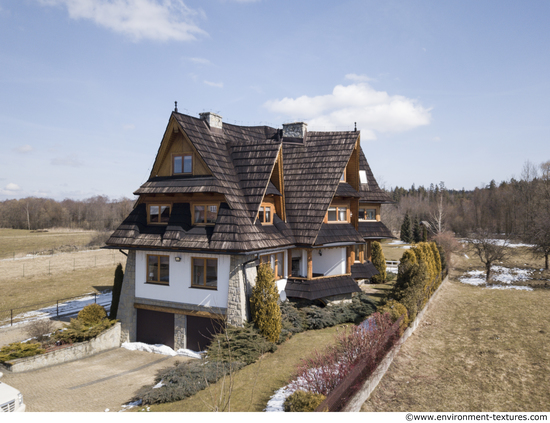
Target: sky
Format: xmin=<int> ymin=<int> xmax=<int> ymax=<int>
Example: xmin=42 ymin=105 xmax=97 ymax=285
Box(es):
xmin=1 ymin=0 xmax=549 ymax=201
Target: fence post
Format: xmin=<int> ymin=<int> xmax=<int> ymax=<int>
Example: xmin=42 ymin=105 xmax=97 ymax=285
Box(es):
xmin=94 ymin=293 xmax=97 ymax=304
xmin=11 ymin=309 xmax=13 ymax=326
xmin=57 ymin=300 xmax=59 ymax=317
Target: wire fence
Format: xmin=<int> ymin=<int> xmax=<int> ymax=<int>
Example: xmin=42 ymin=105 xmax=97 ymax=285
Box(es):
xmin=0 ymin=249 xmax=127 ymax=280
xmin=0 ymin=291 xmax=112 ymax=327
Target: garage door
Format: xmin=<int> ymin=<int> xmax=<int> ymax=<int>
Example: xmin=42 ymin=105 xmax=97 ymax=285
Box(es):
xmin=136 ymin=309 xmax=174 ymax=349
xmin=186 ymin=316 xmax=224 ymax=352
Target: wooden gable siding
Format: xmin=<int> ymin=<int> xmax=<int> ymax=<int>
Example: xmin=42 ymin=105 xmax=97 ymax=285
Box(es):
xmin=150 ymin=119 xmax=211 ymax=178
xmin=345 ymin=137 xmax=361 ymax=192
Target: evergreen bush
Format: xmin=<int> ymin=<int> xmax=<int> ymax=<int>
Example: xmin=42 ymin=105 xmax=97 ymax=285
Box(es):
xmin=250 ymin=263 xmax=282 ymax=343
xmin=400 ymin=213 xmax=412 ymax=243
xmin=109 ymin=263 xmax=124 ymax=319
xmin=132 ymin=360 xmax=245 ymax=405
xmin=370 ymin=241 xmax=386 ymax=283
xmin=206 ymin=323 xmax=277 ymax=365
xmin=413 ymin=217 xmax=422 ymax=243
xmin=0 ymin=342 xmax=45 ymax=363
xmin=284 ymin=390 xmax=326 ymax=412
xmin=54 ymin=318 xmax=116 ymax=344
xmin=377 ymin=300 xmax=409 ymax=334
xmin=78 ymin=303 xmax=107 ymax=325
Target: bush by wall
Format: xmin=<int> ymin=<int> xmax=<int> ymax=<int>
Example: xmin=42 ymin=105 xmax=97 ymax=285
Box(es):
xmin=377 ymin=300 xmax=409 ymax=335
xmin=55 ymin=304 xmax=115 ymax=344
xmin=78 ymin=303 xmax=107 ymax=325
xmin=370 ymin=241 xmax=386 ymax=283
xmin=284 ymin=390 xmax=326 ymax=412
xmin=250 ymin=263 xmax=282 ymax=343
xmin=0 ymin=342 xmax=45 ymax=363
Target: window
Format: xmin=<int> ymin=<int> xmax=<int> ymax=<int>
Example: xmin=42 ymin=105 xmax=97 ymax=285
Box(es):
xmin=359 ymin=208 xmax=376 ymax=221
xmin=260 ymin=252 xmax=285 ymax=280
xmin=148 ymin=204 xmax=171 ymax=224
xmin=354 ymin=244 xmax=364 ymax=262
xmin=340 ymin=171 xmax=346 ymax=182
xmin=192 ymin=257 xmax=217 ymax=289
xmin=258 ymin=204 xmax=273 ymax=224
xmin=327 ymin=205 xmax=349 ymax=222
xmin=193 ymin=204 xmax=218 ymax=224
xmin=147 ymin=255 xmax=169 ymax=284
xmin=173 ymin=154 xmax=193 ymax=174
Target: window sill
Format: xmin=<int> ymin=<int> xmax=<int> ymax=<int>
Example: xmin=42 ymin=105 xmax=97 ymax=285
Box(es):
xmin=145 ymin=281 xmax=169 ymax=286
xmin=190 ymin=285 xmax=218 ymax=290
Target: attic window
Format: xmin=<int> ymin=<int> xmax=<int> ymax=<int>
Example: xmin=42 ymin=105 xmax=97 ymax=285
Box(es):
xmin=340 ymin=171 xmax=346 ymax=182
xmin=173 ymin=154 xmax=192 ymax=174
xmin=148 ymin=204 xmax=170 ymax=224
xmin=258 ymin=204 xmax=273 ymax=224
xmin=359 ymin=170 xmax=368 ymax=184
xmin=359 ymin=208 xmax=376 ymax=221
xmin=327 ymin=206 xmax=349 ymax=222
xmin=193 ymin=204 xmax=218 ymax=225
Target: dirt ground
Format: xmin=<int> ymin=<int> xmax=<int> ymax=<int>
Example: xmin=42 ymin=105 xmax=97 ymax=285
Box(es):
xmin=362 ymin=248 xmax=550 ymax=412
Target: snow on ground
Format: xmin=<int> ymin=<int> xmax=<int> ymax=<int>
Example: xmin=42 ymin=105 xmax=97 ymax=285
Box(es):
xmin=388 ymin=240 xmax=406 ymax=245
xmin=459 ymin=266 xmax=534 ymax=291
xmin=461 ymin=239 xmax=535 ymax=248
xmin=121 ymin=342 xmax=203 ymax=359
xmin=265 ymin=385 xmax=296 ymax=412
xmin=0 ymin=291 xmax=113 ymax=328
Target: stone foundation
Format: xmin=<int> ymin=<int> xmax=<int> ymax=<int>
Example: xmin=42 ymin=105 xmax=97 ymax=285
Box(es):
xmin=118 ymin=250 xmax=136 ymax=343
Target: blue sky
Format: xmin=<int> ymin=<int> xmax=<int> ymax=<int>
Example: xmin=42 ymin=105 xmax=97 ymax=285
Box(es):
xmin=1 ymin=0 xmax=549 ymax=201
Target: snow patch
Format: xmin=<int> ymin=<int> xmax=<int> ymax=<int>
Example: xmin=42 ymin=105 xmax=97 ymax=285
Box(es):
xmin=459 ymin=266 xmax=535 ymax=290
xmin=265 ymin=385 xmax=296 ymax=412
xmin=121 ymin=342 xmax=203 ymax=359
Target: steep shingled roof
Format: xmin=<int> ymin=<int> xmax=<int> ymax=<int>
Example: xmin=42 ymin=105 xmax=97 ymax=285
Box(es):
xmin=359 ymin=149 xmax=393 ymax=203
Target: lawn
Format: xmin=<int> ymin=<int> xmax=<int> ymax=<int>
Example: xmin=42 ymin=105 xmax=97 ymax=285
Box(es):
xmin=361 ymin=245 xmax=550 ymax=412
xmin=137 ymin=325 xmax=344 ymax=412
xmin=0 ymin=228 xmax=101 ymax=259
xmin=0 ymin=228 xmax=125 ymax=321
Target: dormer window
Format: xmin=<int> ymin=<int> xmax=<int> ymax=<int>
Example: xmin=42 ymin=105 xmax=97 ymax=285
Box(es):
xmin=258 ymin=204 xmax=273 ymax=224
xmin=327 ymin=205 xmax=349 ymax=222
xmin=340 ymin=171 xmax=346 ymax=182
xmin=148 ymin=204 xmax=171 ymax=224
xmin=173 ymin=154 xmax=193 ymax=174
xmin=359 ymin=208 xmax=376 ymax=221
xmin=193 ymin=204 xmax=218 ymax=224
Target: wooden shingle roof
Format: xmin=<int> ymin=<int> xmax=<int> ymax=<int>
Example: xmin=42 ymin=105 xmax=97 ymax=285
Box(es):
xmin=285 ymin=275 xmax=362 ymax=300
xmin=358 ymin=221 xmax=395 ymax=239
xmin=359 ymin=150 xmax=393 ymax=204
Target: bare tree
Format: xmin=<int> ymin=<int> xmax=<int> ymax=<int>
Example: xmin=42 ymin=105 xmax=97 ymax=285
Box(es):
xmin=429 ymin=194 xmax=446 ymax=234
xmin=470 ymin=230 xmax=510 ymax=281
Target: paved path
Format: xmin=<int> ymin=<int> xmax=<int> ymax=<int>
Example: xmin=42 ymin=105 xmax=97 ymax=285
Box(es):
xmin=1 ymin=348 xmax=189 ymax=412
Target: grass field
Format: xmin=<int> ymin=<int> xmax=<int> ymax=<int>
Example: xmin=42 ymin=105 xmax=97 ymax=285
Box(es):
xmin=0 ymin=229 xmax=125 ymax=319
xmin=361 ymin=245 xmax=550 ymax=412
xmin=137 ymin=325 xmax=343 ymax=412
xmin=0 ymin=228 xmax=101 ymax=259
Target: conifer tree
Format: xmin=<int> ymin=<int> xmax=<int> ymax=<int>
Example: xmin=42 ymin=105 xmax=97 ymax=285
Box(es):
xmin=413 ymin=217 xmax=422 ymax=243
xmin=250 ymin=263 xmax=282 ymax=343
xmin=109 ymin=263 xmax=124 ymax=320
xmin=400 ymin=213 xmax=412 ymax=243
xmin=370 ymin=241 xmax=386 ymax=283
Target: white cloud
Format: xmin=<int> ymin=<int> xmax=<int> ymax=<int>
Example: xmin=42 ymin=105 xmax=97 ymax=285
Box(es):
xmin=51 ymin=154 xmax=83 ymax=167
xmin=37 ymin=0 xmax=207 ymax=42
xmin=14 ymin=144 xmax=33 ymax=153
xmin=204 ymin=80 xmax=223 ymax=88
xmin=264 ymin=81 xmax=431 ymax=139
xmin=5 ymin=183 xmax=20 ymax=191
xmin=187 ymin=57 xmax=211 ymax=65
xmin=345 ymin=73 xmax=374 ymax=82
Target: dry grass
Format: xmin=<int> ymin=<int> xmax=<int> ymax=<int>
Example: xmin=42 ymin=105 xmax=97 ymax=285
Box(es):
xmin=0 ymin=228 xmax=125 ymax=318
xmin=361 ymin=248 xmax=550 ymax=412
xmin=0 ymin=228 xmax=101 ymax=259
xmin=381 ymin=240 xmax=412 ymax=261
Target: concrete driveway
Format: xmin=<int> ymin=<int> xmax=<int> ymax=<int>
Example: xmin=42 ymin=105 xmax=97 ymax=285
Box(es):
xmin=1 ymin=347 xmax=189 ymax=412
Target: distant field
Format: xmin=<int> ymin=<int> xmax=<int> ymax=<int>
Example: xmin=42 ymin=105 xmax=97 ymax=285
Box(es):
xmin=380 ymin=240 xmax=411 ymax=261
xmin=0 ymin=228 xmax=125 ymax=320
xmin=0 ymin=228 xmax=102 ymax=259
xmin=362 ymin=246 xmax=550 ymax=412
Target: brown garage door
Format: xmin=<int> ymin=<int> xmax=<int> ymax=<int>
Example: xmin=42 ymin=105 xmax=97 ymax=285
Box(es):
xmin=136 ymin=309 xmax=174 ymax=349
xmin=186 ymin=316 xmax=224 ymax=352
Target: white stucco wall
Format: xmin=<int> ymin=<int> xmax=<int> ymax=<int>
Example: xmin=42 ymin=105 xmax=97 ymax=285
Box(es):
xmin=135 ymin=251 xmax=230 ymax=310
xmin=312 ymin=247 xmax=346 ymax=276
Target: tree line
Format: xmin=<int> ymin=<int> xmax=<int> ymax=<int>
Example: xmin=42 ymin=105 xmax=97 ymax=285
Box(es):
xmin=0 ymin=196 xmax=134 ymax=231
xmin=382 ymin=160 xmax=550 ymax=268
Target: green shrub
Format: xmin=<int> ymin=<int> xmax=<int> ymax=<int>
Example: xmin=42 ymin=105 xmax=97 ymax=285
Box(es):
xmin=280 ymin=301 xmax=307 ymax=334
xmin=284 ymin=390 xmax=326 ymax=412
xmin=250 ymin=263 xmax=282 ymax=343
xmin=371 ymin=241 xmax=386 ymax=283
xmin=132 ymin=360 xmax=245 ymax=405
xmin=206 ymin=323 xmax=277 ymax=365
xmin=78 ymin=303 xmax=107 ymax=325
xmin=54 ymin=317 xmax=116 ymax=344
xmin=377 ymin=300 xmax=409 ymax=334
xmin=0 ymin=342 xmax=45 ymax=362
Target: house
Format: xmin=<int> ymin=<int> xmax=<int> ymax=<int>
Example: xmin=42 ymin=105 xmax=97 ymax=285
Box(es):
xmin=106 ymin=109 xmax=393 ymax=351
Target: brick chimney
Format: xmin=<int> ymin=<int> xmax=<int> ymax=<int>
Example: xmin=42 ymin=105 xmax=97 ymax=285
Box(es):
xmin=200 ymin=112 xmax=223 ymax=130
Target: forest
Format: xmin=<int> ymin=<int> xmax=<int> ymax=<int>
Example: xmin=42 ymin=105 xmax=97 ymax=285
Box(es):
xmin=0 ymin=195 xmax=134 ymax=231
